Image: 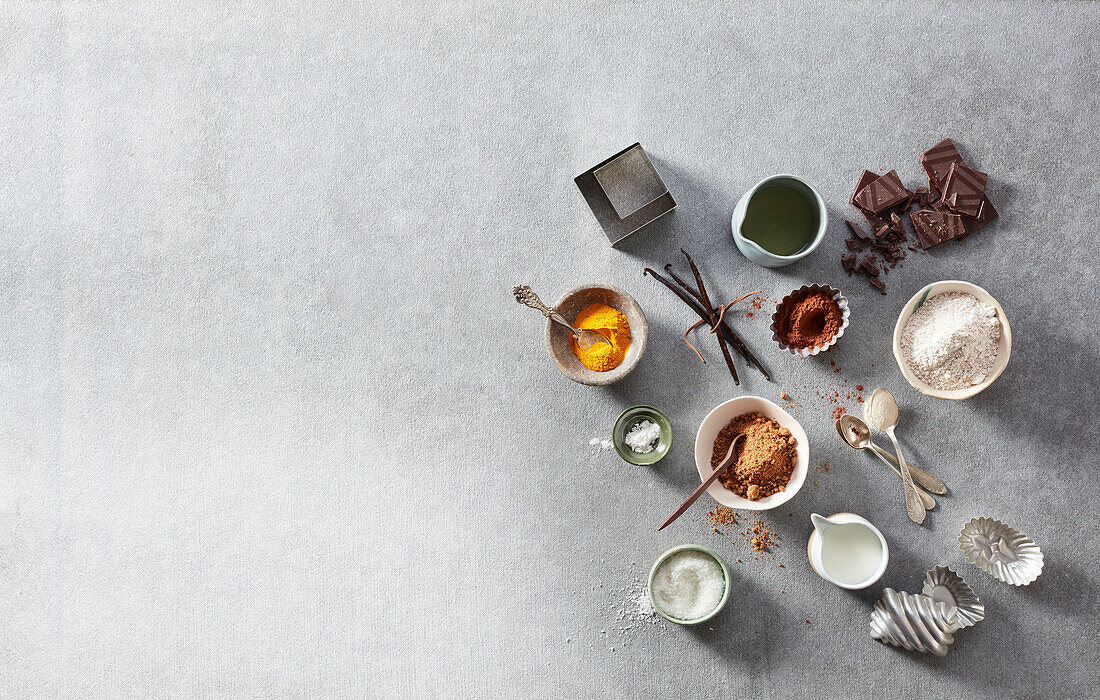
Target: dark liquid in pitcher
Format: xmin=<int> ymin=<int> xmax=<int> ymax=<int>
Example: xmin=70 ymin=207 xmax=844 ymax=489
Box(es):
xmin=741 ymin=185 xmax=817 ymax=256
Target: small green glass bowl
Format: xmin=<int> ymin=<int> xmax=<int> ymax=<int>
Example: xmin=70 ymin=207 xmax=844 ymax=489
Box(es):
xmin=612 ymin=405 xmax=672 ymax=465
xmin=648 ymin=544 xmax=731 ymax=625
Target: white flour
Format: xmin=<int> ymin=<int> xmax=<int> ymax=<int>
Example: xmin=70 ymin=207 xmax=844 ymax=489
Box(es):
xmin=899 ymin=292 xmax=1001 ymax=391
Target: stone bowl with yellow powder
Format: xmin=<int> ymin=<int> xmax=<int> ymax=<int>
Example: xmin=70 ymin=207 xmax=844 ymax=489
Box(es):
xmin=545 ymin=283 xmax=648 ymax=386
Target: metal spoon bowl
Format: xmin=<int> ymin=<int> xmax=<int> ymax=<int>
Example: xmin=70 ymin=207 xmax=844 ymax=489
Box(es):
xmin=836 ymin=415 xmax=937 ymax=509
xmin=836 ymin=414 xmax=946 ymax=494
xmin=866 ymin=388 xmax=925 ymax=524
xmin=513 ymin=285 xmax=610 ymax=349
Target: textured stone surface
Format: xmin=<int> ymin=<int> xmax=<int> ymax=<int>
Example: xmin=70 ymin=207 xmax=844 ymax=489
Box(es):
xmin=1 ymin=2 xmax=1097 ymax=697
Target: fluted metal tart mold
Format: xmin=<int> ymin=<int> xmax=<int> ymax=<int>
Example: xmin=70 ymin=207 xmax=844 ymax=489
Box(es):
xmin=870 ymin=588 xmax=959 ymax=657
xmin=958 ymin=517 xmax=1043 ymax=586
xmin=770 ymin=284 xmax=850 ymax=357
xmin=921 ymin=566 xmax=985 ymax=629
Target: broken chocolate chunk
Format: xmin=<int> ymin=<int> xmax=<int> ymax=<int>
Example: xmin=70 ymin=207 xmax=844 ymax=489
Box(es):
xmin=859 ymin=256 xmax=880 ymax=277
xmin=841 ymin=253 xmax=858 ymax=273
xmin=961 ymin=196 xmax=999 ymax=235
xmin=850 ymin=170 xmax=879 ymax=208
xmin=862 ymin=208 xmax=890 ymax=232
xmin=845 ymin=219 xmax=872 ymax=241
xmin=910 ymin=210 xmax=967 ymax=250
xmin=874 ymin=224 xmax=892 ymax=239
xmin=920 ymin=138 xmax=963 ymax=189
xmin=846 ymin=237 xmax=871 ymax=250
xmin=890 ymin=212 xmax=904 ymax=233
xmin=941 ymin=161 xmax=989 ymax=218
xmin=869 ymin=276 xmax=886 ymax=292
xmin=854 ymin=170 xmax=910 ymax=213
xmin=929 ymin=198 xmax=951 ymax=214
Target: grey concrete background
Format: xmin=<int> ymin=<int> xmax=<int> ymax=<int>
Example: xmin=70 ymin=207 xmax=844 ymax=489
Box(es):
xmin=1 ymin=2 xmax=1097 ymax=698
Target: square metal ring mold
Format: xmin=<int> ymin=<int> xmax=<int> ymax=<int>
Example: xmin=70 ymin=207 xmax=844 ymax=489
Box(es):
xmin=575 ymin=143 xmax=676 ymax=246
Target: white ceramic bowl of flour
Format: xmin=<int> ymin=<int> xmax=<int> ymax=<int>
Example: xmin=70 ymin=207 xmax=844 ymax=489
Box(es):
xmin=892 ymin=281 xmax=1012 ymax=400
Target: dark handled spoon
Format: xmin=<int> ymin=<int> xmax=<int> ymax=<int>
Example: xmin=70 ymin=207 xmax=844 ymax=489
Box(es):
xmin=658 ymin=433 xmax=745 ymax=531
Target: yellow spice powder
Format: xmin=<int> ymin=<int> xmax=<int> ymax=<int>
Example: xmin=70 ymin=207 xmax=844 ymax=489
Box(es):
xmin=569 ymin=303 xmax=631 ymax=371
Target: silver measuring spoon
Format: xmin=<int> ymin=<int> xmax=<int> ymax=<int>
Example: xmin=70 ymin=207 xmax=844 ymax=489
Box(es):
xmin=836 ymin=415 xmax=937 ymax=510
xmin=866 ymin=388 xmax=925 ymax=524
xmin=512 ymin=285 xmax=610 ymax=350
xmin=836 ymin=414 xmax=947 ymax=495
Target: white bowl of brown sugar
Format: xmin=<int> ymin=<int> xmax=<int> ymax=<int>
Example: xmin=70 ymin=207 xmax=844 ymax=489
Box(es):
xmin=693 ymin=396 xmax=810 ymax=511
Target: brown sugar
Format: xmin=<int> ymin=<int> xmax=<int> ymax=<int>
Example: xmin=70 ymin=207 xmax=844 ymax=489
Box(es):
xmin=706 ymin=506 xmax=739 ymax=529
xmin=747 ymin=519 xmax=778 ymax=552
xmin=711 ymin=412 xmax=797 ymax=501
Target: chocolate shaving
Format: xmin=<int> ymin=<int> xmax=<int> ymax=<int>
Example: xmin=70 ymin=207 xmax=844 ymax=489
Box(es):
xmin=841 ymin=253 xmax=858 ymax=273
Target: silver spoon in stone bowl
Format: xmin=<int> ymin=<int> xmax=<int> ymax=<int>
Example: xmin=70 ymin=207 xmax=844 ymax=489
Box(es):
xmin=513 ymin=285 xmax=610 ymax=350
xmin=866 ymin=387 xmax=926 ymax=524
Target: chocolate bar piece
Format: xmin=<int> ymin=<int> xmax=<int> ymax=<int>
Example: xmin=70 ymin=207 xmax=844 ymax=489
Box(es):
xmin=920 ymin=138 xmax=963 ymax=189
xmin=961 ymin=196 xmax=999 ymax=235
xmin=854 ymin=170 xmax=910 ymax=213
xmin=910 ymin=210 xmax=967 ymax=250
xmin=874 ymin=224 xmax=892 ymax=239
xmin=850 ymin=170 xmax=879 ymax=208
xmin=941 ymin=162 xmax=988 ymax=218
xmin=859 ymin=256 xmax=879 ymax=277
xmin=845 ymin=219 xmax=872 ymax=241
xmin=846 ymin=237 xmax=870 ymax=249
xmin=869 ymin=276 xmax=886 ymax=291
xmin=841 ymin=253 xmax=858 ymax=273
xmin=862 ymin=208 xmax=890 ymax=231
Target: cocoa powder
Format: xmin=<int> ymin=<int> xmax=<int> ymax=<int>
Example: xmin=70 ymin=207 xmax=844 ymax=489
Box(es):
xmin=711 ymin=412 xmax=797 ymax=501
xmin=774 ymin=290 xmax=843 ymax=349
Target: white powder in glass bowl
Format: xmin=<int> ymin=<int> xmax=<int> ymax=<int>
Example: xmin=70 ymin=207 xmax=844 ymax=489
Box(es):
xmin=899 ymin=292 xmax=1001 ymax=391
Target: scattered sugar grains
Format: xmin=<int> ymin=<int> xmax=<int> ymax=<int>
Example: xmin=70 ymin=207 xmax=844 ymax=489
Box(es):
xmin=747 ymin=520 xmax=778 ymax=553
xmin=706 ymin=508 xmax=784 ymax=565
xmin=589 ymin=436 xmax=614 ymax=450
xmin=777 ymin=362 xmax=864 ymax=422
xmin=596 ymin=563 xmax=667 ymax=646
